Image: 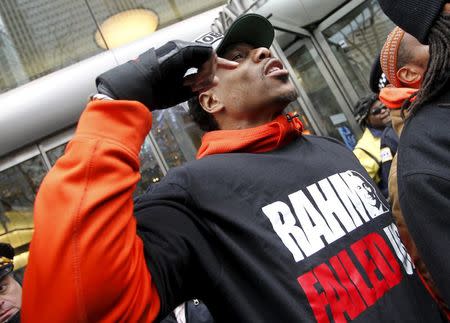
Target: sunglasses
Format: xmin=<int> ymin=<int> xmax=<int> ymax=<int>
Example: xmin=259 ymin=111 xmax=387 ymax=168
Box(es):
xmin=370 ymin=105 xmax=387 ymax=116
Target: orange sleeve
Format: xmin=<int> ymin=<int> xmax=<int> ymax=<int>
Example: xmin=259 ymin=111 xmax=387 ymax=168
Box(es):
xmin=22 ymin=100 xmax=161 ymax=322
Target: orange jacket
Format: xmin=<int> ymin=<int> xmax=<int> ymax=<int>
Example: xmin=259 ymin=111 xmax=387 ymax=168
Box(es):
xmin=22 ymin=100 xmax=161 ymax=322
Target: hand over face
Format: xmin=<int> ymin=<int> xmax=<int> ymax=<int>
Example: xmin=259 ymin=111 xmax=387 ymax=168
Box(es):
xmin=183 ymin=54 xmax=238 ymax=94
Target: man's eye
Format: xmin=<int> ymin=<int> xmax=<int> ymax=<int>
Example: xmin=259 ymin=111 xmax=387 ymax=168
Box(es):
xmin=231 ymin=53 xmax=244 ymax=61
xmin=0 ymin=284 xmax=8 ymax=293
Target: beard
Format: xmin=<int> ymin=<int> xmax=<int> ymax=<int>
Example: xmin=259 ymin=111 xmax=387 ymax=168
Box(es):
xmin=276 ymin=88 xmax=298 ymax=104
xmin=273 ymin=75 xmax=298 ymax=104
xmin=266 ymin=88 xmax=299 ymax=118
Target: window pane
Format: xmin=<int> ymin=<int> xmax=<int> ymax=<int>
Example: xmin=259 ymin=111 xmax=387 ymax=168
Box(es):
xmin=0 ymin=0 xmax=226 ymax=93
xmin=46 ymin=143 xmax=67 ymax=166
xmin=0 ymin=0 xmax=103 ymax=93
xmin=135 ymin=136 xmax=165 ymax=197
xmin=322 ymin=0 xmax=395 ymax=98
xmin=278 ymin=31 xmax=356 ymax=148
xmin=151 ymin=105 xmax=203 ymax=168
xmin=88 ymin=0 xmax=226 ymax=33
xmin=0 ymin=155 xmax=47 ymax=270
xmin=289 ymin=46 xmax=343 ymax=137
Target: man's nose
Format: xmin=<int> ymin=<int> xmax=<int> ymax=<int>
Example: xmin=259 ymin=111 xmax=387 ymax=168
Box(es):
xmin=251 ymin=47 xmax=271 ymax=63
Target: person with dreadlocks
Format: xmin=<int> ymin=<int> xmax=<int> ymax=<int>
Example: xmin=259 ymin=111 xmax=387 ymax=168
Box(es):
xmin=378 ymin=0 xmax=450 ymax=306
xmin=352 ymin=93 xmax=391 ymax=197
xmin=377 ymin=25 xmax=450 ymax=319
xmin=367 ymin=53 xmax=399 ymax=200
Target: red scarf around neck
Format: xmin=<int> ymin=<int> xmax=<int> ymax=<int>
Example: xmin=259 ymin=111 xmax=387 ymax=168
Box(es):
xmin=379 ymin=86 xmax=418 ymax=109
xmin=196 ymin=114 xmax=303 ymax=159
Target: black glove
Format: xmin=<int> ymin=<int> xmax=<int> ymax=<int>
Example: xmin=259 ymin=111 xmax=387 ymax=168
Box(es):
xmin=96 ymin=40 xmax=213 ymax=110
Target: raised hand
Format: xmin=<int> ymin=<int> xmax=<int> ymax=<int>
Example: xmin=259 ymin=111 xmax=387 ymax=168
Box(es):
xmin=96 ymin=40 xmax=237 ymax=110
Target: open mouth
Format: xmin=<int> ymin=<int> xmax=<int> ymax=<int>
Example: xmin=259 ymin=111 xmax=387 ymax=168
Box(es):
xmin=263 ymin=59 xmax=289 ymax=77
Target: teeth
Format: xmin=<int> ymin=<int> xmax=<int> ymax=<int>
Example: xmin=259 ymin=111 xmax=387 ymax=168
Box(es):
xmin=268 ymin=67 xmax=280 ymax=73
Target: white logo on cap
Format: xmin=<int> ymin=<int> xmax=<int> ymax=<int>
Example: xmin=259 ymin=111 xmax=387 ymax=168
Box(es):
xmin=185 ymin=32 xmax=224 ymax=77
xmin=195 ymin=31 xmax=224 ymax=47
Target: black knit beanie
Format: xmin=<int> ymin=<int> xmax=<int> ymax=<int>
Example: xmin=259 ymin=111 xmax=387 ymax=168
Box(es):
xmin=378 ymin=0 xmax=446 ymax=44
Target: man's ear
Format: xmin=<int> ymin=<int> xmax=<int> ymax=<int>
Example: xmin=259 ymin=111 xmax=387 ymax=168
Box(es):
xmin=444 ymin=3 xmax=450 ymax=14
xmin=397 ymin=65 xmax=422 ymax=87
xmin=198 ymin=91 xmax=224 ymax=114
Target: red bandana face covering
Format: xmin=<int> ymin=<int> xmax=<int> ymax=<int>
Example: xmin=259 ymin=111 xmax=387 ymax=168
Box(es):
xmin=196 ymin=113 xmax=304 ymax=159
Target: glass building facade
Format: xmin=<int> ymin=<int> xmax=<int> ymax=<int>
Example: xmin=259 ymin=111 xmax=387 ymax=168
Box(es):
xmin=0 ymin=0 xmax=226 ymax=93
xmin=0 ymin=0 xmax=396 ymax=273
xmin=320 ymin=0 xmax=395 ymax=99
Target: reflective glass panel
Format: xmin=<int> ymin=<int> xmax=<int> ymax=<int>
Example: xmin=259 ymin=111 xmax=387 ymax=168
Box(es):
xmin=46 ymin=143 xmax=67 ymax=166
xmin=322 ymin=0 xmax=395 ymax=98
xmin=135 ymin=136 xmax=165 ymax=197
xmin=0 ymin=155 xmax=47 ymax=270
xmin=151 ymin=105 xmax=203 ymax=168
xmin=0 ymin=0 xmax=103 ymax=93
xmin=89 ymin=0 xmax=226 ymax=33
xmin=0 ymin=0 xmax=226 ymax=93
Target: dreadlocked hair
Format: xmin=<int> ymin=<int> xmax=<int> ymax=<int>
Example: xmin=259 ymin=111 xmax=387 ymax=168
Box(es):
xmin=402 ymin=13 xmax=450 ymax=118
xmin=353 ymin=93 xmax=378 ymax=128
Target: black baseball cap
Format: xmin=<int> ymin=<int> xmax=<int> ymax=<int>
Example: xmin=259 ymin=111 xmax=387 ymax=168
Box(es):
xmin=194 ymin=13 xmax=275 ymax=57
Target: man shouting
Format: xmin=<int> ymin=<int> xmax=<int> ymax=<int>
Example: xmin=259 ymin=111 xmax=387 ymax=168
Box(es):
xmin=23 ymin=14 xmax=443 ymax=323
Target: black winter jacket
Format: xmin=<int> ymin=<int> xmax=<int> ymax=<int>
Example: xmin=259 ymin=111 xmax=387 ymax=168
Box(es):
xmin=397 ymin=87 xmax=450 ymax=306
